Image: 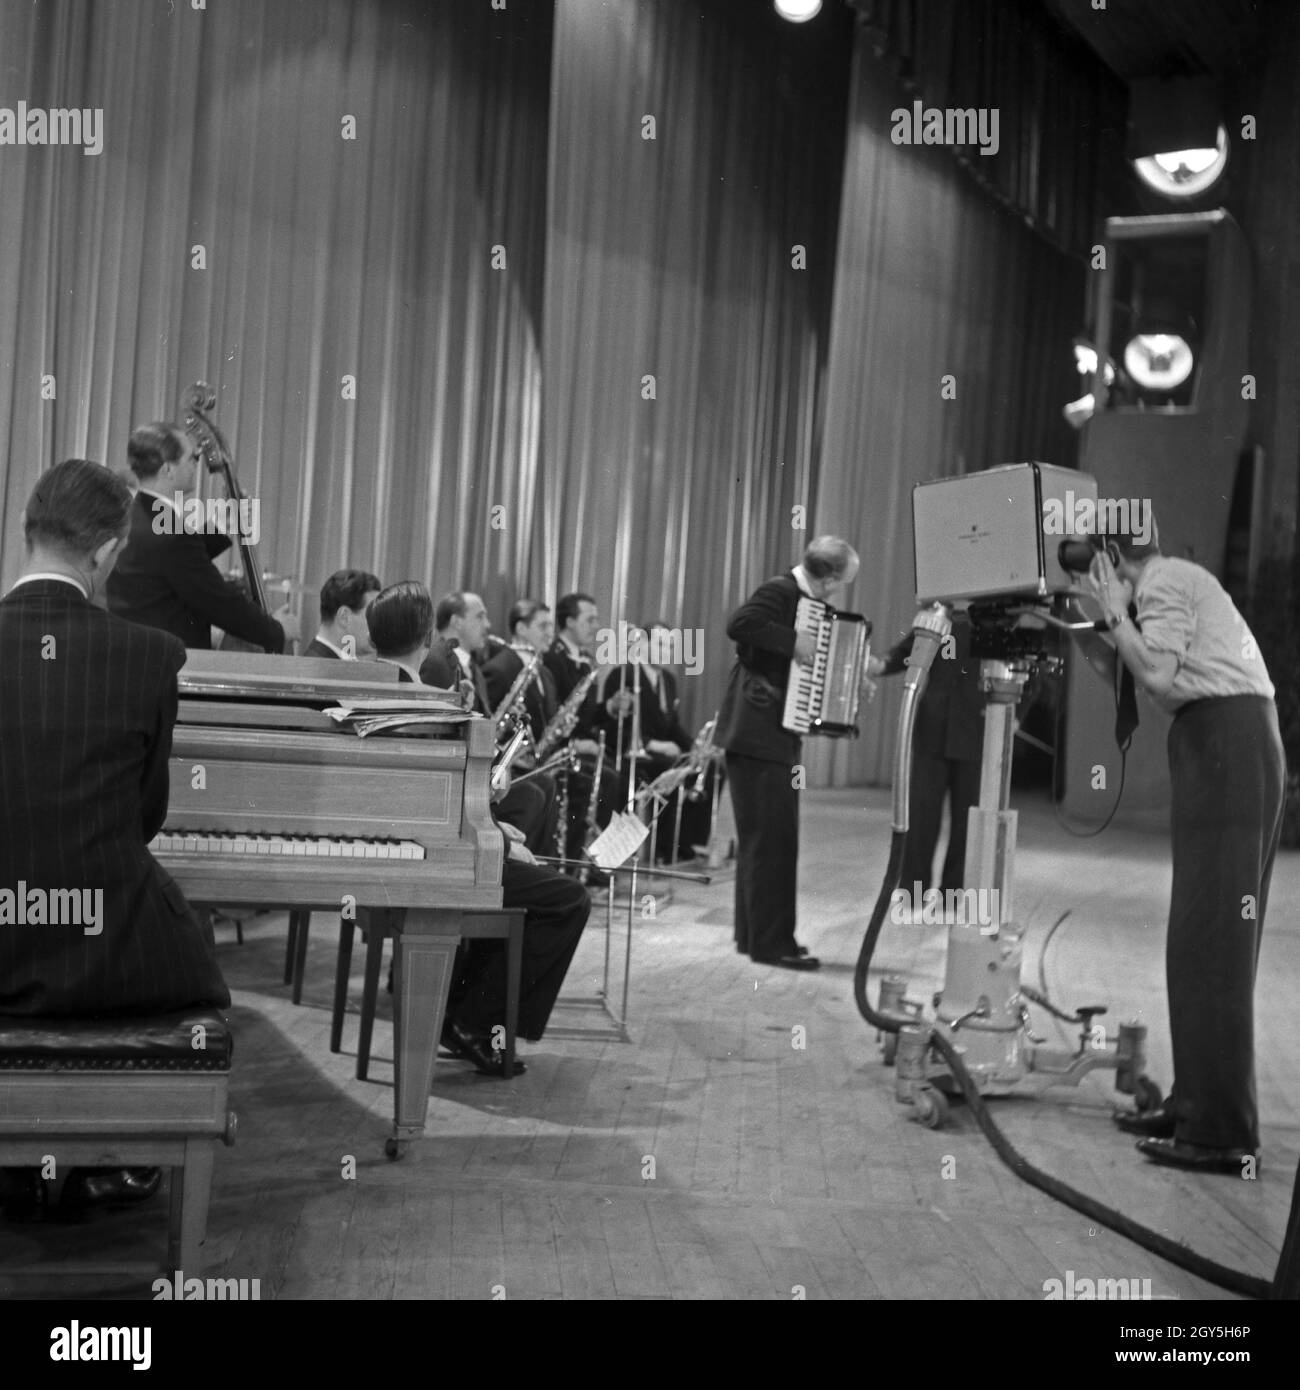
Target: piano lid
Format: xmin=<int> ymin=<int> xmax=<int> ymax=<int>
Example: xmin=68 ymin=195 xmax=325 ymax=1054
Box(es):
xmin=178 ymin=648 xmax=462 ymax=706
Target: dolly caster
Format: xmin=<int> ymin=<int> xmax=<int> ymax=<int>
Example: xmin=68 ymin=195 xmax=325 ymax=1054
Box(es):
xmin=1133 ymin=1076 xmax=1163 ymax=1114
xmin=913 ymin=1086 xmax=949 ymax=1130
xmin=384 ymin=1136 xmax=405 ymax=1161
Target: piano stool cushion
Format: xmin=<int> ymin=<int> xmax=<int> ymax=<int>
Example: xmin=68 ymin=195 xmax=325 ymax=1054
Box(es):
xmin=0 ymin=1009 xmax=232 ymax=1071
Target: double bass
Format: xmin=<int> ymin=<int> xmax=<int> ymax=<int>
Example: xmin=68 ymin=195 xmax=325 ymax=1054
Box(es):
xmin=181 ymin=381 xmax=290 ymax=651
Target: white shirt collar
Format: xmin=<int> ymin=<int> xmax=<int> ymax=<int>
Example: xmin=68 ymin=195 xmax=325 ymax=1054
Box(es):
xmin=10 ymin=572 xmax=90 ymax=599
xmin=791 ymin=565 xmax=815 ymax=598
xmin=376 ymin=656 xmax=424 ymax=683
xmin=311 ymin=632 xmax=350 ymax=660
xmin=559 ymin=632 xmax=584 ymax=661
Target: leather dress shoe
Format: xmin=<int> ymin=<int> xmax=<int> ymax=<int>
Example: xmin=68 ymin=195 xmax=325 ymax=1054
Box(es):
xmin=1114 ymin=1105 xmax=1176 ymax=1138
xmin=753 ymin=953 xmax=820 ymax=971
xmin=440 ymin=1019 xmax=526 ymax=1078
xmin=59 ymin=1167 xmax=162 ymax=1213
xmin=1136 ymin=1138 xmax=1259 ymax=1175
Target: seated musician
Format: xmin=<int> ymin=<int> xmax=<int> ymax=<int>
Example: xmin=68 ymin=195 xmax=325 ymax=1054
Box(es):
xmin=366 ymin=584 xmax=590 ymax=1078
xmin=420 ymin=592 xmax=558 ymax=856
xmin=543 ymin=592 xmax=625 ymax=863
xmin=599 ymin=621 xmax=717 ymax=863
xmin=0 ymin=460 xmax=231 ymax=1220
xmin=304 ymin=569 xmax=382 ymax=659
xmin=105 ymin=422 xmax=297 ymax=652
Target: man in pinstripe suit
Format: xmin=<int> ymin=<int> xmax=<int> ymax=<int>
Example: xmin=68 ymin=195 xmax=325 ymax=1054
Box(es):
xmin=0 ymin=459 xmax=230 ymax=1018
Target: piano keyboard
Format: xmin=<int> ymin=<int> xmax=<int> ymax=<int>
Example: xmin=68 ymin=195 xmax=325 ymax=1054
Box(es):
xmin=150 ymin=831 xmax=426 ymax=860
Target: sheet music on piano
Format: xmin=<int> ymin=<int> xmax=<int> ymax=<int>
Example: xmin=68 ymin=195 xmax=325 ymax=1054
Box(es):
xmin=324 ymin=692 xmax=475 ymax=737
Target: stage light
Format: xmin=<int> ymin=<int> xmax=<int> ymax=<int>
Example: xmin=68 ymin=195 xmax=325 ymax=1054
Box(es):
xmin=1133 ymin=125 xmax=1229 ymax=199
xmin=774 ymin=0 xmax=822 ymax=22
xmin=1123 ymin=333 xmax=1195 ymax=392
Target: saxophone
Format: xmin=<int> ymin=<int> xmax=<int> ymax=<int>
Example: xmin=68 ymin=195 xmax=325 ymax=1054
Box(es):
xmin=491 ymin=648 xmax=543 ymax=749
xmin=533 ymin=665 xmax=600 ymax=761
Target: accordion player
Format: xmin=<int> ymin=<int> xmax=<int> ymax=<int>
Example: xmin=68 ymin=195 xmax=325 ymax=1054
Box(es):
xmin=781 ymin=597 xmax=872 ymax=737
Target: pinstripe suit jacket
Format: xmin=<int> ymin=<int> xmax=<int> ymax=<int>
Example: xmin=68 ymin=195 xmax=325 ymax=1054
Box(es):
xmin=0 ymin=579 xmax=231 ymax=1015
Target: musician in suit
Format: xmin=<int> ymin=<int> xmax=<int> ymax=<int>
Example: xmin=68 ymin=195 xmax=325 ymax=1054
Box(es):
xmin=717 ymin=536 xmax=865 ymax=971
xmin=599 ymin=621 xmax=715 ymax=862
xmin=0 ymin=460 xmax=231 ymax=1217
xmin=868 ymin=610 xmax=983 ymax=897
xmin=105 ymin=423 xmax=295 ymax=652
xmin=422 ymin=592 xmax=559 ymax=856
xmin=304 ymin=569 xmax=382 ymax=659
xmin=366 ymin=584 xmax=590 ymax=1078
xmin=481 ymin=599 xmax=558 ymax=741
xmin=544 ymin=592 xmax=624 ymax=859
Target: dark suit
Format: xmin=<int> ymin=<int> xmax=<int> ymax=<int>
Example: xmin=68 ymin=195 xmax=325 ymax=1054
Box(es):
xmin=421 ymin=638 xmax=559 ymax=855
xmin=879 ymin=615 xmax=984 ymax=892
xmin=482 ymin=646 xmax=555 ymax=742
xmin=106 ymin=491 xmax=284 ymax=652
xmin=0 ymin=579 xmax=230 ymax=1016
xmin=302 ymin=636 xmax=341 ymax=659
xmin=599 ymin=664 xmax=713 ymax=859
xmin=542 ymin=641 xmax=620 ymax=857
xmin=716 ymin=573 xmax=803 ymax=959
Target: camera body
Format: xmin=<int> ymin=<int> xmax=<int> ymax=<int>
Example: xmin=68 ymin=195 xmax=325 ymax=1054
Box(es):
xmin=912 ymin=463 xmax=1099 ymax=605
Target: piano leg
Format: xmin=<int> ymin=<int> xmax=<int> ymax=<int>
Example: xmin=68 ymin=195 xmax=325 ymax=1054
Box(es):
xmin=385 ymin=908 xmax=462 ymax=1160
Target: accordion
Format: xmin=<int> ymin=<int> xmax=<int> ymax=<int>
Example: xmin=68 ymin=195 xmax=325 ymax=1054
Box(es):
xmin=782 ymin=598 xmax=872 ymax=737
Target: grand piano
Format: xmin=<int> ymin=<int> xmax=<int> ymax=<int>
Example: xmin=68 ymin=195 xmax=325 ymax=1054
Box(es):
xmin=149 ymin=650 xmax=503 ymax=1158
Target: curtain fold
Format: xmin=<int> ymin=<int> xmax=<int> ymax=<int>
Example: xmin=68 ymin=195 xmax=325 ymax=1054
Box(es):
xmin=541 ymin=0 xmax=849 ymax=734
xmin=807 ymin=30 xmax=1085 ymax=788
xmin=0 ymin=0 xmax=552 ymax=634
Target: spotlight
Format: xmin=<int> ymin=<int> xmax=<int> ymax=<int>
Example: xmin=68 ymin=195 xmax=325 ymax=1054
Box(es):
xmin=774 ymin=0 xmax=822 ymax=21
xmin=1133 ymin=125 xmax=1229 ymax=199
xmin=1123 ymin=333 xmax=1195 ymax=392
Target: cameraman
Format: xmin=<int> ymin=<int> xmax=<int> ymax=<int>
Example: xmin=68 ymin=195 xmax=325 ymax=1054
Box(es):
xmin=1083 ymin=522 xmax=1284 ymax=1174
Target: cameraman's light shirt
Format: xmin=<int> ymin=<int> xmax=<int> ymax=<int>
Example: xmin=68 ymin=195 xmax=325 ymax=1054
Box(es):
xmin=1134 ymin=556 xmax=1274 ymax=713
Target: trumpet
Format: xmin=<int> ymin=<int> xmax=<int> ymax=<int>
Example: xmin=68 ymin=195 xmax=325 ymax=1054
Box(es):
xmin=534 ymin=665 xmax=599 ymax=761
xmin=491 ymin=648 xmax=543 ymax=748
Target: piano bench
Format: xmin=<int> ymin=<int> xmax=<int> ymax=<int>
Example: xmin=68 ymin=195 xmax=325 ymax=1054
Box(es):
xmin=331 ymin=910 xmax=526 ymax=1080
xmin=0 ymin=1009 xmax=236 ymax=1281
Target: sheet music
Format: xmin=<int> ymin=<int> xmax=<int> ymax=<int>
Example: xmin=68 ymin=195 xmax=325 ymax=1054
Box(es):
xmin=587 ymin=811 xmax=650 ymax=869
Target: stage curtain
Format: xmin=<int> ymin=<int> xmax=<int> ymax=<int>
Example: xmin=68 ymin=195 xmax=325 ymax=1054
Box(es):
xmin=540 ymin=0 xmax=849 ymax=734
xmin=804 ymin=28 xmax=1086 ymax=788
xmin=0 ymin=0 xmax=552 ymax=631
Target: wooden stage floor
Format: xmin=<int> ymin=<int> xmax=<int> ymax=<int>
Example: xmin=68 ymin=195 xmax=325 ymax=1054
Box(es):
xmin=4 ymin=787 xmax=1297 ymax=1300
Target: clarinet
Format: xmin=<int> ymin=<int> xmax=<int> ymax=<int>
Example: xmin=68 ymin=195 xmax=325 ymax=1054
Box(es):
xmin=575 ymin=731 xmax=606 ymax=884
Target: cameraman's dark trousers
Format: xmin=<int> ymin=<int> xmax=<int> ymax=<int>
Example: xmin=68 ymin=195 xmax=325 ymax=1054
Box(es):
xmin=1166 ymin=695 xmax=1284 ymax=1152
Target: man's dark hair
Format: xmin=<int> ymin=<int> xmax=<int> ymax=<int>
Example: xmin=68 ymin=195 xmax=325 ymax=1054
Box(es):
xmin=24 ymin=459 xmax=132 ymax=558
xmin=435 ymin=592 xmax=468 ymax=632
xmin=1107 ymin=524 xmax=1161 ymax=563
xmin=508 ymin=598 xmax=549 ymax=636
xmin=127 ymin=423 xmax=188 ymax=481
xmin=319 ymin=569 xmax=382 ymax=621
xmin=555 ymin=592 xmax=595 ymax=630
xmin=366 ymin=581 xmax=434 ymax=659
